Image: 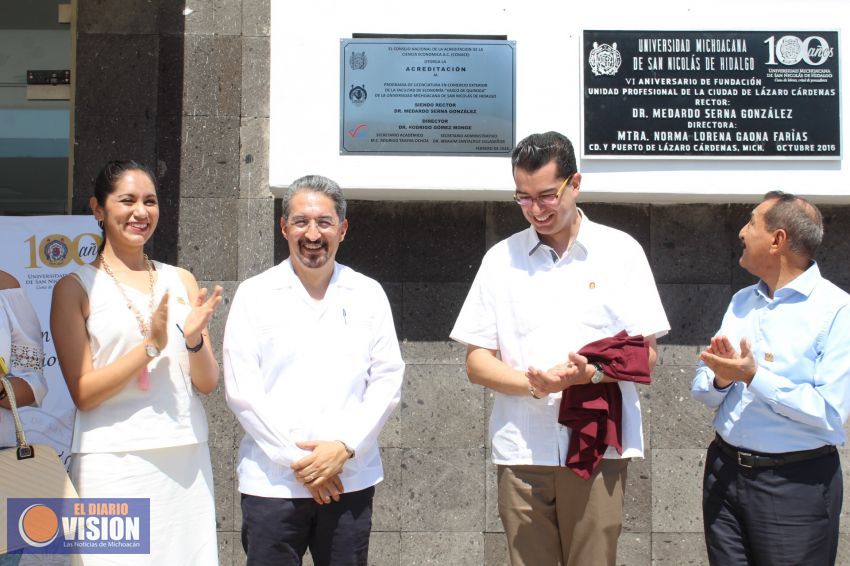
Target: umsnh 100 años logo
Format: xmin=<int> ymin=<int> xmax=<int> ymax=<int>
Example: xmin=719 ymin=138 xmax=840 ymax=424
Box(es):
xmin=7 ymin=498 xmax=150 ymax=555
xmin=24 ymin=233 xmax=101 ymax=269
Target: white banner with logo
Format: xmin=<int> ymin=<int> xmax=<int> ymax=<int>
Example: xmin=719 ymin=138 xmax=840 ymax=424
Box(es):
xmin=0 ymin=216 xmax=100 ymax=468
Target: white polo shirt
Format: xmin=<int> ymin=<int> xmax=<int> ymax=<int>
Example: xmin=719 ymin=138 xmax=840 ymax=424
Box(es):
xmin=451 ymin=211 xmax=669 ymax=465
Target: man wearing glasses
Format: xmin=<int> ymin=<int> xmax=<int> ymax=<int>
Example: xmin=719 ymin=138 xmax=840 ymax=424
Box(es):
xmin=224 ymin=175 xmax=404 ymax=565
xmin=451 ymin=131 xmax=669 ymax=565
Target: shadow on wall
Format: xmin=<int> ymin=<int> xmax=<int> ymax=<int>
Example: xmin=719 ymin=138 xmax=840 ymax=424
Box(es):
xmin=72 ymin=0 xmax=187 ymax=267
xmin=273 ymin=199 xmax=850 ymax=345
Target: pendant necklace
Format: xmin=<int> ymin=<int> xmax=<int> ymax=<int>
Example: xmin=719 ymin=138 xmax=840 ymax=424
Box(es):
xmin=100 ymin=253 xmax=155 ymax=390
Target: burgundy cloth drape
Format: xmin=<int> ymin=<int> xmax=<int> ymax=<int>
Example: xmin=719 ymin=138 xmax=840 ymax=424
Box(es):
xmin=557 ymin=331 xmax=651 ymax=479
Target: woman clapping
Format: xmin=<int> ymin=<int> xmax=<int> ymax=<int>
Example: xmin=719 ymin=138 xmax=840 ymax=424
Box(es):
xmin=51 ymin=160 xmax=222 ymax=565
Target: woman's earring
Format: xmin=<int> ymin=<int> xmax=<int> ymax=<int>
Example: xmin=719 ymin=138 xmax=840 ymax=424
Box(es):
xmin=97 ymin=220 xmax=104 ymax=230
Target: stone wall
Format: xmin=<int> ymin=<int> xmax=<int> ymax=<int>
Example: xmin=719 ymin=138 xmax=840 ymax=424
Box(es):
xmin=72 ymin=1 xmax=850 ymax=564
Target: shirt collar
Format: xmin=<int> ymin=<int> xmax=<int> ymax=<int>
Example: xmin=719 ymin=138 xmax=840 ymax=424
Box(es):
xmin=271 ymin=259 xmax=353 ymax=290
xmin=526 ymin=208 xmax=592 ymax=261
xmin=756 ymin=261 xmax=821 ymax=300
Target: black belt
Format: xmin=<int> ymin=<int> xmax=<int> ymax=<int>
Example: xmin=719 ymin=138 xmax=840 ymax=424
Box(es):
xmin=715 ymin=434 xmax=836 ymax=469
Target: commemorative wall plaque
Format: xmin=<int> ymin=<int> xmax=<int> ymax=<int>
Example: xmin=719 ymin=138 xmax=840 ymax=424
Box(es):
xmin=582 ymin=30 xmax=840 ymax=159
xmin=340 ymin=38 xmax=516 ymax=155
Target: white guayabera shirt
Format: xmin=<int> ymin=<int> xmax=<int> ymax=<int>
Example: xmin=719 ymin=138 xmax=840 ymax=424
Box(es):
xmin=451 ymin=211 xmax=669 ymax=466
xmin=224 ymin=259 xmax=404 ymax=498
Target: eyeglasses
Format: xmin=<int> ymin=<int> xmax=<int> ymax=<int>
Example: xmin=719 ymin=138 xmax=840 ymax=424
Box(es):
xmin=514 ymin=174 xmax=573 ymax=208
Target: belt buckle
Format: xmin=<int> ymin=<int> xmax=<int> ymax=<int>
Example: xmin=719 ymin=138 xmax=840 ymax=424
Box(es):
xmin=737 ymin=451 xmax=754 ymax=468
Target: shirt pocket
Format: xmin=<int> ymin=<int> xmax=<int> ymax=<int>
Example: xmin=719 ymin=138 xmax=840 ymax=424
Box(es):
xmin=575 ymin=282 xmax=623 ymax=334
xmin=334 ymin=308 xmax=374 ymax=376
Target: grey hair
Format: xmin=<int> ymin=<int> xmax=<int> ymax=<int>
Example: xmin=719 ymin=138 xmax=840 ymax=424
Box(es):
xmin=762 ymin=190 xmax=823 ymax=259
xmin=282 ymin=175 xmax=347 ymax=221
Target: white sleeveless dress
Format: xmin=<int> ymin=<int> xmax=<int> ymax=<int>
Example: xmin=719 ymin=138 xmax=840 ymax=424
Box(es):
xmin=69 ymin=262 xmax=218 ymax=565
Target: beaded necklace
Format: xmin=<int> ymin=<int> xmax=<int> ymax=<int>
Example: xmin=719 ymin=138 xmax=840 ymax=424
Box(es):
xmin=99 ymin=253 xmax=155 ymax=390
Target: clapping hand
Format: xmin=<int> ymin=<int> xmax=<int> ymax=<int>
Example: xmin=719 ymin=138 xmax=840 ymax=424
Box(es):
xmin=181 ymin=286 xmax=223 ymax=347
xmin=149 ymin=291 xmax=170 ymax=350
xmin=700 ymin=336 xmax=757 ymax=387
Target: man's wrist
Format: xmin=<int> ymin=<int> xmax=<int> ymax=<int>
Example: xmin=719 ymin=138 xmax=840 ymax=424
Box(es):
xmin=589 ymin=363 xmax=604 ymax=384
xmin=337 ymin=440 xmax=355 ymax=459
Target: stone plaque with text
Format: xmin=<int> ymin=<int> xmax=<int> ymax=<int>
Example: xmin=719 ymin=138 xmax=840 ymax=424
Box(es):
xmin=340 ymin=38 xmax=515 ymax=155
xmin=582 ymin=30 xmax=840 ymax=159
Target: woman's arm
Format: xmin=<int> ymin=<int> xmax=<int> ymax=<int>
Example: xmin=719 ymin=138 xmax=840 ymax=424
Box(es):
xmin=176 ymin=268 xmax=222 ymax=395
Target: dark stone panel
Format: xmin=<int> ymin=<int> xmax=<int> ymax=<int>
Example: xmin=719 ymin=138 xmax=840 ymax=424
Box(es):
xmin=241 ymin=37 xmax=270 ymax=118
xmin=484 ymin=201 xmax=529 ymax=250
xmin=72 ymin=113 xmax=157 ymax=213
xmin=652 ymin=533 xmax=708 ymax=565
xmin=157 ymin=35 xmax=185 ymax=118
xmin=197 ymin=280 xmax=239 ymax=354
xmin=77 ymin=0 xmax=160 ymax=34
xmin=183 ymin=35 xmax=242 ymax=118
xmin=401 ymin=202 xmax=486 ymax=283
xmin=242 ymin=0 xmax=271 ymax=37
xmin=650 ymin=365 xmax=717 ymax=450
xmin=239 ymin=117 xmax=270 ymax=199
xmin=237 ymin=197 xmax=275 ymax=280
xmin=650 ymin=204 xmax=734 ymax=285
xmin=182 ymin=0 xmax=241 ymax=36
xmin=582 ymin=202 xmax=651 ymax=256
xmin=817 ymin=205 xmax=850 ymax=292
xmin=400 ymin=365 xmax=487 ymax=449
xmin=382 ymin=282 xmax=403 ymax=339
xmin=151 ymin=111 xmax=182 ymax=264
xmin=179 ymin=115 xmax=240 ymax=198
xmin=158 ymin=0 xmax=187 ymax=37
xmin=273 ymin=198 xmax=286 ymax=265
xmin=727 ymin=203 xmax=759 ymax=288
xmin=657 ymin=283 xmax=733 ymax=346
xmin=400 ymin=532 xmax=485 ymax=564
xmin=178 ymin=197 xmax=238 ymax=281
xmin=336 ymin=201 xmax=406 ymax=283
xmin=149 ymin=196 xmax=179 ymax=265
xmin=75 ymin=34 xmax=158 ymax=118
xmin=401 ymin=282 xmax=471 ymax=341
xmin=623 ymin=451 xmax=651 ymax=533
xmin=373 ymin=448 xmax=402 ymax=531
xmin=400 ymin=448 xmax=486 ymax=532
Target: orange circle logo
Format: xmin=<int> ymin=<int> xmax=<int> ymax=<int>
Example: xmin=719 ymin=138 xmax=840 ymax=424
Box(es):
xmin=18 ymin=504 xmax=60 ymax=547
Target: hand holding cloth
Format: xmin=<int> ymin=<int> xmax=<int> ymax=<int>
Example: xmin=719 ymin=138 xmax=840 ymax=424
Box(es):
xmin=558 ymin=330 xmax=650 ymax=479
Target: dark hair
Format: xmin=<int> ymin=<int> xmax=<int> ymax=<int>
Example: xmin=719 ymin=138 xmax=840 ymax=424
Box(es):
xmin=762 ymin=190 xmax=823 ymax=259
xmin=282 ymin=174 xmax=347 ymax=222
xmin=511 ymin=131 xmax=577 ymax=179
xmin=93 ymin=160 xmax=156 ymax=252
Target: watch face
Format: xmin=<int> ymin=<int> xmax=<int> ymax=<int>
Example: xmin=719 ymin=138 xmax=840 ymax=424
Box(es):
xmin=592 ymin=366 xmax=604 ymax=384
xmin=145 ymin=344 xmax=159 ymax=357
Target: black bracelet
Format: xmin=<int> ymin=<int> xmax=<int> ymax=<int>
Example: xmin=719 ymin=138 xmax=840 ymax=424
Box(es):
xmin=186 ymin=334 xmax=204 ymax=353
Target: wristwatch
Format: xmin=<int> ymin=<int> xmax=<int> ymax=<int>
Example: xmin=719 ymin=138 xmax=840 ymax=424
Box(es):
xmin=144 ymin=343 xmax=161 ymax=359
xmin=341 ymin=441 xmax=355 ymax=459
xmin=590 ymin=362 xmax=604 ymax=384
